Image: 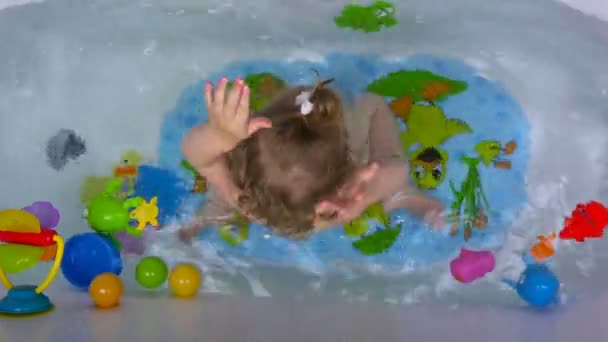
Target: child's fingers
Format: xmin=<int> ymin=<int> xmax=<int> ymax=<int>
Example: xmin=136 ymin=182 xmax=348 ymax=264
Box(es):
xmin=247 ymin=117 xmax=272 ymax=136
xmin=235 ymin=84 xmax=250 ymax=121
xmin=204 ymin=81 xmax=213 ymax=109
xmin=213 ymin=77 xmax=228 ymax=113
xmin=316 ymin=200 xmax=342 ymax=214
xmin=225 ymin=78 xmax=243 ymax=115
xmin=359 ymin=162 xmax=379 ymax=182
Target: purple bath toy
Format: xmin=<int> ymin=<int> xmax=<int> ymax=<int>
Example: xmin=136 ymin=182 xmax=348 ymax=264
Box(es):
xmin=115 ymin=231 xmax=145 ymax=255
xmin=22 ymin=201 xmax=60 ymax=228
xmin=450 ymin=248 xmax=495 ymax=284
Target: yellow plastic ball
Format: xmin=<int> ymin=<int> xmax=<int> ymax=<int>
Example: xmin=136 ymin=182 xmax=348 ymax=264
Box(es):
xmin=168 ymin=263 xmax=201 ymax=298
xmin=89 ymin=273 xmax=123 ymax=309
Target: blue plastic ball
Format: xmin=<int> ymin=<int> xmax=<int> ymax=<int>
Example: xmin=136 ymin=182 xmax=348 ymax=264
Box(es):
xmin=61 ymin=233 xmax=123 ymax=289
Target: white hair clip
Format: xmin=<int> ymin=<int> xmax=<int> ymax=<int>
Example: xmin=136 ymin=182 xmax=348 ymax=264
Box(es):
xmin=295 ymin=90 xmax=314 ymax=115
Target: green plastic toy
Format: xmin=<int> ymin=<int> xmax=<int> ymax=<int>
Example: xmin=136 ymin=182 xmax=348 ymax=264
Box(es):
xmin=0 ymin=244 xmax=44 ymax=274
xmin=218 ymin=213 xmax=249 ymax=246
xmin=86 ymin=178 xmax=144 ymax=237
xmin=135 ymin=256 xmax=168 ymax=289
xmin=402 ymin=105 xmax=472 ymax=189
xmin=227 ymin=73 xmax=286 ymax=112
xmin=345 ymin=203 xmax=401 ymax=255
xmin=366 ymin=70 xmax=471 ymax=189
xmin=366 ymin=70 xmax=468 ymax=102
xmin=352 ymin=226 xmax=401 ymax=255
xmin=334 ymin=1 xmax=398 ymax=33
xmin=449 ymin=156 xmax=490 ymax=240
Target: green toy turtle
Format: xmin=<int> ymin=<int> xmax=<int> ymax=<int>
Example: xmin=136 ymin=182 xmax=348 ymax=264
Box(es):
xmin=85 ymin=178 xmax=144 ymax=236
xmin=400 ymin=104 xmax=472 ymax=189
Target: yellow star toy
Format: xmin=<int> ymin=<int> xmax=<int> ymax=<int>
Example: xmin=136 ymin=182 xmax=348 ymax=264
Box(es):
xmin=129 ymin=197 xmax=159 ymax=231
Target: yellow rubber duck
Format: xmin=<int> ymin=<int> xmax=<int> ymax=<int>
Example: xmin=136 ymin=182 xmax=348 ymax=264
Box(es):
xmin=130 ymin=197 xmax=159 ymax=230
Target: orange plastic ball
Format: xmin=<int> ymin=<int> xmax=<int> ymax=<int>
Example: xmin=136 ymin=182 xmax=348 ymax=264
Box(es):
xmin=168 ymin=263 xmax=201 ymax=298
xmin=89 ymin=273 xmax=123 ymax=309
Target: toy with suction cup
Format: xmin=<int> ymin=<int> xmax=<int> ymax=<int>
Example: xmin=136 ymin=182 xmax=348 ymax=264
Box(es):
xmin=0 ymin=204 xmax=64 ymax=315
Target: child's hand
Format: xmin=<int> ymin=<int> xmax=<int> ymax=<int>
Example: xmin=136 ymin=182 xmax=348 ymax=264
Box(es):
xmin=422 ymin=201 xmax=446 ymax=229
xmin=315 ymin=163 xmax=379 ymax=227
xmin=204 ymin=77 xmax=271 ymax=145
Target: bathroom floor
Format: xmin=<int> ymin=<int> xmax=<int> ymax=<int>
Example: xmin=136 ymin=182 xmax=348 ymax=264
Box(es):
xmin=2 ymin=287 xmax=608 ymax=341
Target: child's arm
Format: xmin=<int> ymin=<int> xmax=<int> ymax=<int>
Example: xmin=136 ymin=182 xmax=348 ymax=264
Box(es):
xmin=178 ymin=188 xmax=234 ymax=242
xmin=181 ymin=77 xmax=271 ymax=206
xmin=362 ymin=93 xmax=445 ymax=227
xmin=314 ymin=94 xmax=444 ymax=229
xmin=182 ymin=125 xmax=241 ymax=206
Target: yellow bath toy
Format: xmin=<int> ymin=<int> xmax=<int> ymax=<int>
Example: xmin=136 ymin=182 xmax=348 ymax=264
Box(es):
xmin=0 ymin=209 xmax=41 ymax=233
xmin=130 ymin=197 xmax=159 ymax=230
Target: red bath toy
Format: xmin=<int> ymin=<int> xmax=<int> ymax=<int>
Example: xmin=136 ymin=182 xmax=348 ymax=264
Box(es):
xmin=559 ymin=201 xmax=608 ymax=242
xmin=450 ymin=248 xmax=495 ymax=283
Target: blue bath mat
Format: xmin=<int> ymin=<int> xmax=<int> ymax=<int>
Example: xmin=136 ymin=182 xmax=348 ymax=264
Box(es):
xmin=158 ymin=53 xmax=530 ymax=273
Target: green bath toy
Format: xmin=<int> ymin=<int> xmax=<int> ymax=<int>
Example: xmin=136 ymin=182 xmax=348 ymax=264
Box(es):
xmin=346 ymin=203 xmax=400 ymax=255
xmin=402 ymin=104 xmax=472 ymax=189
xmin=366 ymin=69 xmax=471 ymax=189
xmin=85 ymin=179 xmax=144 ymax=236
xmin=334 ymin=1 xmax=398 ymax=33
xmin=0 ymin=244 xmax=44 ymax=274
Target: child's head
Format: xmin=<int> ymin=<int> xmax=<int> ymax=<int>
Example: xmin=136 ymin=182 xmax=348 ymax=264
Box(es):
xmin=225 ymin=80 xmax=354 ymax=238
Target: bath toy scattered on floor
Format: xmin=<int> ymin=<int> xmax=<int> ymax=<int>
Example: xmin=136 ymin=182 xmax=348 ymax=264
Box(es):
xmin=89 ymin=273 xmax=123 ymax=309
xmin=475 ymin=140 xmax=518 ymax=169
xmin=504 ymin=264 xmax=559 ymax=308
xmin=334 ymin=1 xmax=397 ymax=33
xmin=449 ymin=157 xmax=490 ymax=240
xmin=46 ymin=128 xmax=86 ymax=171
xmin=135 ymin=256 xmax=168 ymax=289
xmin=559 ymin=201 xmax=608 ymax=242
xmin=180 ymin=160 xmax=207 ymax=193
xmin=450 ymin=248 xmax=495 ymax=283
xmin=529 ymin=233 xmax=556 ymax=263
xmin=0 ymin=204 xmax=64 ymax=315
xmin=130 ymin=197 xmax=159 ymax=231
xmin=86 ymin=179 xmax=145 ymax=236
xmin=366 ymin=70 xmax=470 ymax=189
xmin=61 ymin=232 xmax=122 ymax=289
xmin=169 ymin=263 xmax=202 ymax=298
xmin=134 ymin=165 xmax=190 ymax=226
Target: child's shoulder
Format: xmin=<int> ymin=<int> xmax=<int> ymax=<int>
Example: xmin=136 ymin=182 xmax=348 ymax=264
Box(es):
xmin=352 ymin=93 xmax=386 ymax=111
xmin=344 ymin=93 xmax=385 ymax=125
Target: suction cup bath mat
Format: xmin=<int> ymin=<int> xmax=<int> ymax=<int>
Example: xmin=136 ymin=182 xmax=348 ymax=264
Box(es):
xmin=159 ymin=53 xmax=529 ymax=273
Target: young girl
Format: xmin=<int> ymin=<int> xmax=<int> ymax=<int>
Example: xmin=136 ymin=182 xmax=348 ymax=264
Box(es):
xmin=179 ymin=76 xmax=444 ymax=241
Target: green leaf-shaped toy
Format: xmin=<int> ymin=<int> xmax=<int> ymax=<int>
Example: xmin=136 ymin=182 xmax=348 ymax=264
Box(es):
xmin=352 ymin=226 xmax=401 ymax=255
xmin=334 ymin=1 xmax=398 ymax=33
xmin=366 ymin=70 xmax=467 ymax=102
xmin=344 ymin=216 xmax=370 ymax=237
xmin=227 ymin=72 xmax=286 ymax=112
